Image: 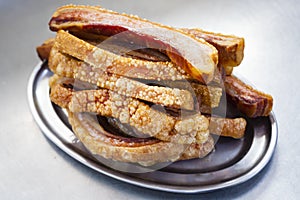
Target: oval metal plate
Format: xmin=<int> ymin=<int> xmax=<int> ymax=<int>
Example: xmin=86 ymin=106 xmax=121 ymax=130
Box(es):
xmin=27 ymin=62 xmax=278 ymax=193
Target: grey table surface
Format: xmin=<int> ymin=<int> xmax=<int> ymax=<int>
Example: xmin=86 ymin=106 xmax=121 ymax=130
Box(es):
xmin=0 ymin=0 xmax=299 ymax=199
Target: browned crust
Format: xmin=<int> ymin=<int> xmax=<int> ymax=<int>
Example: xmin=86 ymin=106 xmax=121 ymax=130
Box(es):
xmin=225 ymin=75 xmax=273 ymax=117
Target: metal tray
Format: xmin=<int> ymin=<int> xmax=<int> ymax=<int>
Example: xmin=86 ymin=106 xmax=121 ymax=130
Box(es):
xmin=27 ymin=62 xmax=278 ymax=193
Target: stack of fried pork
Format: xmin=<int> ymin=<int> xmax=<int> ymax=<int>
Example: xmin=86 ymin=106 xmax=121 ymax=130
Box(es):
xmin=37 ymin=5 xmax=273 ymax=166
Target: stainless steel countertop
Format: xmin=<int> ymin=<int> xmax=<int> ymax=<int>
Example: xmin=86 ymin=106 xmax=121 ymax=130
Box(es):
xmin=0 ymin=0 xmax=298 ymax=199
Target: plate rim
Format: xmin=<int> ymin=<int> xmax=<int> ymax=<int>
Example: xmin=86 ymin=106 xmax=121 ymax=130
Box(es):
xmin=27 ymin=62 xmax=278 ymax=193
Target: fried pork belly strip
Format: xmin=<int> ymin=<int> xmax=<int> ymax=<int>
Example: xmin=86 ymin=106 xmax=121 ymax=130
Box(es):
xmin=49 ymin=76 xmax=209 ymax=144
xmin=49 ymin=48 xmax=222 ymax=112
xmin=49 ymin=48 xmax=194 ymax=110
xmin=54 ymin=30 xmax=192 ymax=81
xmin=68 ymin=111 xmax=214 ymax=166
xmin=208 ymin=117 xmax=246 ymax=139
xmin=49 ymin=5 xmax=218 ymax=83
xmin=225 ymin=75 xmax=273 ymax=117
xmin=182 ymin=28 xmax=244 ymax=68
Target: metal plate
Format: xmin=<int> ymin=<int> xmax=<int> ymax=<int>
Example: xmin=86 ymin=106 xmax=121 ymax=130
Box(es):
xmin=27 ymin=62 xmax=278 ymax=193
